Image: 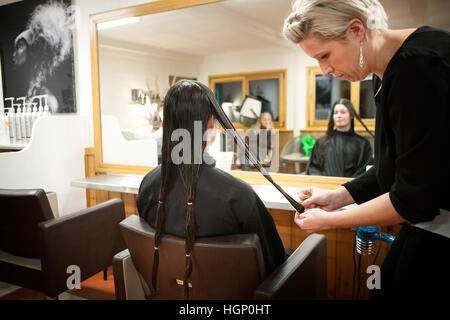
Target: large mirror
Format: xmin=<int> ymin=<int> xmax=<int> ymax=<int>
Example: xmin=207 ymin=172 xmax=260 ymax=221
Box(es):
xmin=91 ymin=0 xmax=450 ymax=182
xmin=92 ymin=0 xmax=307 ymax=182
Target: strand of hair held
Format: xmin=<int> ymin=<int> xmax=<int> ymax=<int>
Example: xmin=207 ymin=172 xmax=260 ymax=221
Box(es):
xmin=203 ymin=86 xmax=305 ymax=213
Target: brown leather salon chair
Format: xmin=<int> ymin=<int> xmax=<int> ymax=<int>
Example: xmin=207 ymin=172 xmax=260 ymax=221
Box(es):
xmin=113 ymin=215 xmax=327 ymax=300
xmin=0 ymin=188 xmax=126 ymax=298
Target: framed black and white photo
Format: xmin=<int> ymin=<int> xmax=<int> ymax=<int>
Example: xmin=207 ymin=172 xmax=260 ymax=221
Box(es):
xmin=0 ymin=0 xmax=76 ymax=113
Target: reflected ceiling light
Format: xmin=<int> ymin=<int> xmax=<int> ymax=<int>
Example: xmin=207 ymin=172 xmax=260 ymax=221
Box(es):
xmin=97 ymin=17 xmax=141 ymax=30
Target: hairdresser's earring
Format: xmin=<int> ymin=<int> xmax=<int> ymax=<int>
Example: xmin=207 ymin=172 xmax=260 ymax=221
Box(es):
xmin=359 ymin=43 xmax=364 ymax=68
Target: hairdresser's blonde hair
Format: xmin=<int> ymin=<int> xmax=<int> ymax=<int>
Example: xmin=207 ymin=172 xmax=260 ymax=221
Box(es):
xmin=283 ymin=0 xmax=388 ymax=43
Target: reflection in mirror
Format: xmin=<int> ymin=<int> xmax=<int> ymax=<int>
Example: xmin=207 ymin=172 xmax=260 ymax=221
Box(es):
xmin=359 ymin=76 xmax=376 ymax=119
xmin=91 ymin=0 xmax=450 ymax=180
xmin=96 ymin=0 xmax=297 ymax=174
xmin=249 ymin=78 xmax=279 ymax=121
xmin=315 ymin=74 xmax=350 ymax=120
xmin=215 ymin=81 xmax=242 ymax=122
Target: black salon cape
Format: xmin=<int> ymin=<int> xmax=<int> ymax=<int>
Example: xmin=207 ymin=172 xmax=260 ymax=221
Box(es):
xmin=343 ymin=26 xmax=450 ymax=224
xmin=306 ymin=130 xmax=373 ymax=177
xmin=136 ymin=154 xmax=286 ymax=275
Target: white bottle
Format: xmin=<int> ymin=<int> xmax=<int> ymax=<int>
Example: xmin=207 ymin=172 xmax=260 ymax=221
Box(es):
xmin=19 ymin=106 xmax=26 ymax=142
xmin=25 ymin=104 xmax=32 ymax=143
xmin=0 ymin=110 xmax=9 ymax=145
xmin=41 ymin=95 xmax=51 ymax=116
xmin=31 ymin=103 xmax=39 ymax=134
xmin=8 ymin=107 xmax=16 ymax=144
xmin=4 ymin=97 xmax=15 ymax=110
xmin=43 ymin=104 xmax=51 ymax=117
xmin=37 ymin=105 xmax=44 ymax=119
xmin=15 ymin=106 xmax=23 ymax=144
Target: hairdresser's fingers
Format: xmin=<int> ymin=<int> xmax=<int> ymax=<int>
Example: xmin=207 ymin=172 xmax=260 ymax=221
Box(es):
xmin=294 ymin=213 xmax=303 ymax=226
xmin=298 ymin=194 xmax=310 ymax=202
xmin=295 ymin=211 xmax=306 ymax=219
xmin=297 ymin=188 xmax=312 ymax=201
xmin=302 ymin=197 xmax=318 ymax=208
xmin=294 ymin=215 xmax=313 ymax=234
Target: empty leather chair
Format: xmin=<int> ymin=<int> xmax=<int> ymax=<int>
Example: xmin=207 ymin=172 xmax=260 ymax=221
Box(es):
xmin=0 ymin=188 xmax=126 ymax=298
xmin=113 ymin=215 xmax=327 ymax=300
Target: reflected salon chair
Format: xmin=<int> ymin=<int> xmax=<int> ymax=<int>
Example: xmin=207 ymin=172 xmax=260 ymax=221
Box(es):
xmin=0 ymin=189 xmax=126 ymax=298
xmin=113 ymin=215 xmax=327 ymax=300
xmin=280 ymin=136 xmax=309 ymax=174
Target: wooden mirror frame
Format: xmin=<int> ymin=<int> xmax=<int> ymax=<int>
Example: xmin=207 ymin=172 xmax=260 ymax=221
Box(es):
xmin=89 ymin=0 xmax=352 ymax=188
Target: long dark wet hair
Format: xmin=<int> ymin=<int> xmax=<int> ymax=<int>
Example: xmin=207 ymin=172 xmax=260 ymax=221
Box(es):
xmin=151 ymin=80 xmax=211 ymax=299
xmin=151 ymin=80 xmax=304 ymax=299
xmin=317 ymin=98 xmax=356 ymax=170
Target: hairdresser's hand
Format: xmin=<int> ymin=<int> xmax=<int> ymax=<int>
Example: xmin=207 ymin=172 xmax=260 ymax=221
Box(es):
xmin=297 ymin=186 xmax=354 ymax=211
xmin=294 ymin=209 xmax=334 ymax=234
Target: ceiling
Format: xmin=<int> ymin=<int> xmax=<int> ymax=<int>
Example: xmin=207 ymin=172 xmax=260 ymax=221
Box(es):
xmin=98 ymin=0 xmax=295 ymax=56
xmin=98 ymin=0 xmax=450 ymax=57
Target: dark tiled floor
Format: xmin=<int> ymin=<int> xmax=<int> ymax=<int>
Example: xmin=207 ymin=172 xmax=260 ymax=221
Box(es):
xmin=0 ymin=266 xmax=115 ymax=300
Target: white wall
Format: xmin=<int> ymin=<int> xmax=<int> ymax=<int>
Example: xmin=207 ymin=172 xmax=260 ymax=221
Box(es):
xmin=198 ymin=46 xmax=316 ymax=133
xmin=72 ymin=0 xmax=152 ymax=147
xmin=97 ymin=43 xmax=317 ymax=135
xmin=0 ymin=115 xmax=89 ymax=216
xmin=98 ymin=44 xmax=201 ymax=130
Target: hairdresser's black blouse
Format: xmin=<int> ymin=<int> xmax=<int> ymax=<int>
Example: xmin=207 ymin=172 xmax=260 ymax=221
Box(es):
xmin=136 ymin=153 xmax=286 ymax=275
xmin=343 ymin=26 xmax=450 ymax=223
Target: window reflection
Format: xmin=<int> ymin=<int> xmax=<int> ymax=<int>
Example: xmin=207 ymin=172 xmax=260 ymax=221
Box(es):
xmin=315 ymin=75 xmax=350 ymax=120
xmin=359 ymin=77 xmax=376 ymax=118
xmin=249 ymin=78 xmax=279 ymax=121
xmin=215 ymin=81 xmax=242 ymax=107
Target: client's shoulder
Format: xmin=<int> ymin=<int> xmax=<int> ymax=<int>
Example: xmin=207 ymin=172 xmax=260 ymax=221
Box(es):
xmin=139 ymin=165 xmax=162 ymax=191
xmin=201 ymin=165 xmax=255 ymax=195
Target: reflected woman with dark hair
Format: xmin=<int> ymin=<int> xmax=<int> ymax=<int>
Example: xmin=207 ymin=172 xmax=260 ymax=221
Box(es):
xmin=136 ymin=80 xmax=286 ymax=299
xmin=306 ymin=98 xmax=372 ymax=177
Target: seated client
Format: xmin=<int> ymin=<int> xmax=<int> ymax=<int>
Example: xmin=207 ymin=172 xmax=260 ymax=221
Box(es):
xmin=306 ymin=98 xmax=373 ymax=177
xmin=136 ymin=80 xmax=286 ymax=295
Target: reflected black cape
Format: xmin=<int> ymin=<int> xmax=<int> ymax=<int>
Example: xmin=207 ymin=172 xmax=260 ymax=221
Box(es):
xmin=306 ymin=130 xmax=373 ymax=178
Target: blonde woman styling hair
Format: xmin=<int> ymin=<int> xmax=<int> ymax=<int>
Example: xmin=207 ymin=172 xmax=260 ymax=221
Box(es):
xmin=285 ymin=0 xmax=450 ymax=300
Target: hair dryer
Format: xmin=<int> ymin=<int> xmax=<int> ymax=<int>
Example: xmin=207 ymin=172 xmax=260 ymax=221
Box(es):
xmin=356 ymin=226 xmax=395 ymax=255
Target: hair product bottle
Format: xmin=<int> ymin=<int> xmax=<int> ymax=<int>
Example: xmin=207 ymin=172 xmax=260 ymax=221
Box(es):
xmin=0 ymin=109 xmax=9 ymax=145
xmin=8 ymin=107 xmax=16 ymax=144
xmin=43 ymin=104 xmax=51 ymax=117
xmin=25 ymin=104 xmax=32 ymax=143
xmin=15 ymin=106 xmax=23 ymax=144
xmin=31 ymin=103 xmax=39 ymax=135
xmin=19 ymin=106 xmax=26 ymax=142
